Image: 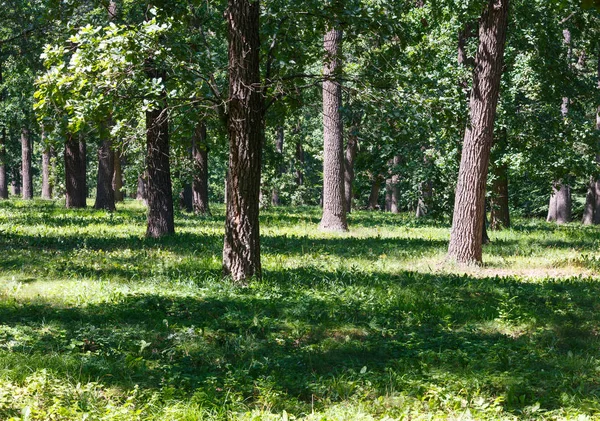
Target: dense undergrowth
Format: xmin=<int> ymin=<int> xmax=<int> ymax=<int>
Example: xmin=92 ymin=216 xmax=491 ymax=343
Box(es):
xmin=1 ymin=199 xmax=600 ymax=420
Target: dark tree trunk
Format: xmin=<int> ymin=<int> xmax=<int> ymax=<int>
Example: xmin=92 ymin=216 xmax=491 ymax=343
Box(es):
xmin=482 ymin=205 xmax=490 ymax=244
xmin=547 ymin=183 xmax=571 ymax=224
xmin=136 ymin=173 xmax=147 ymax=202
xmin=271 ymin=126 xmax=284 ymax=206
xmin=583 ymin=177 xmax=595 ymax=225
xmin=192 ymin=120 xmax=211 ymax=215
xmin=583 ymin=52 xmax=600 ymax=224
xmin=448 ymin=0 xmax=509 ymax=264
xmin=390 ymin=155 xmax=400 ymax=213
xmin=222 ymin=0 xmax=263 ymax=283
xmin=64 ymin=134 xmax=87 ymax=208
xmin=94 ymin=134 xmax=116 ymax=211
xmin=145 ymin=68 xmax=174 ymax=238
xmin=21 ymin=128 xmax=33 ymax=199
xmin=11 ymin=166 xmax=21 ymax=196
xmin=295 ymin=141 xmax=304 ymax=186
xmin=367 ymin=176 xmax=381 ymax=210
xmin=319 ymin=27 xmax=347 ymax=231
xmin=0 ymin=128 xmax=7 ymax=199
xmin=490 ymin=164 xmax=510 ymax=229
xmin=180 ymin=183 xmax=193 ymax=212
xmin=385 ymin=176 xmax=392 ymax=212
xmin=41 ymin=145 xmax=53 ymax=199
xmin=113 ymin=148 xmax=124 ymax=202
xmin=344 ymin=127 xmax=358 ymax=213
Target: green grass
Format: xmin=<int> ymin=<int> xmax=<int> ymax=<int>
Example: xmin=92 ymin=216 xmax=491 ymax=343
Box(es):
xmin=2 ymin=199 xmax=600 ymax=420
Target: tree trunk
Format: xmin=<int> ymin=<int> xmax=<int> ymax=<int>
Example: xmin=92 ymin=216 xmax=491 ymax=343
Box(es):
xmin=547 ymin=183 xmax=571 ymax=224
xmin=64 ymin=134 xmax=87 ymax=208
xmin=145 ymin=68 xmax=174 ymax=238
xmin=271 ymin=126 xmax=284 ymax=206
xmin=0 ymin=128 xmax=7 ymax=199
xmin=94 ymin=135 xmax=116 ymax=211
xmin=222 ymin=0 xmax=263 ymax=283
xmin=416 ymin=180 xmax=432 ymax=218
xmin=367 ymin=176 xmax=381 ymax=210
xmin=136 ymin=173 xmax=147 ymax=202
xmin=385 ymin=177 xmax=392 ymax=212
xmin=41 ymin=145 xmax=53 ymax=199
xmin=490 ymin=164 xmax=510 ymax=229
xmin=192 ymin=120 xmax=211 ymax=215
xmin=295 ymin=141 xmax=304 ymax=186
xmin=344 ymin=127 xmax=358 ymax=213
xmin=447 ymin=0 xmax=509 ymax=264
xmin=113 ymin=148 xmax=124 ymax=202
xmin=21 ymin=128 xmax=33 ymax=199
xmin=180 ymin=183 xmax=193 ymax=212
xmin=390 ymin=155 xmax=400 ymax=213
xmin=11 ymin=166 xmax=21 ymax=196
xmin=319 ymin=27 xmax=348 ymax=231
xmin=482 ymin=205 xmax=490 ymax=244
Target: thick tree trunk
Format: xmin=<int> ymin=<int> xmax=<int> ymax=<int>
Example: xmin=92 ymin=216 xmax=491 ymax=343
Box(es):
xmin=21 ymin=128 xmax=33 ymax=199
xmin=180 ymin=183 xmax=193 ymax=212
xmin=271 ymin=126 xmax=284 ymax=206
xmin=547 ymin=183 xmax=571 ymax=224
xmin=319 ymin=27 xmax=348 ymax=231
xmin=447 ymin=0 xmax=509 ymax=264
xmin=490 ymin=164 xmax=510 ymax=229
xmin=64 ymin=134 xmax=87 ymax=208
xmin=94 ymin=135 xmax=116 ymax=211
xmin=113 ymin=148 xmax=124 ymax=202
xmin=192 ymin=121 xmax=211 ymax=215
xmin=344 ymin=128 xmax=358 ymax=213
xmin=0 ymin=128 xmax=7 ymax=199
xmin=367 ymin=177 xmax=381 ymax=210
xmin=390 ymin=155 xmax=400 ymax=213
xmin=145 ymin=69 xmax=174 ymax=237
xmin=222 ymin=0 xmax=263 ymax=283
xmin=41 ymin=145 xmax=53 ymax=199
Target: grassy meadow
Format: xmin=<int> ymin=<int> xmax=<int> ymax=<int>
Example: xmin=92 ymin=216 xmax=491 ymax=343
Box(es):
xmin=1 ymin=199 xmax=600 ymax=420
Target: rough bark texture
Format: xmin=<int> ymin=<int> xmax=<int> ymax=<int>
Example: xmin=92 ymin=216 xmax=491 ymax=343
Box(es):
xmin=547 ymin=183 xmax=571 ymax=224
xmin=64 ymin=134 xmax=87 ymax=208
xmin=344 ymin=128 xmax=358 ymax=213
xmin=94 ymin=136 xmax=116 ymax=211
xmin=390 ymin=155 xmax=400 ymax=213
xmin=145 ymin=68 xmax=174 ymax=238
xmin=271 ymin=126 xmax=284 ymax=206
xmin=0 ymin=128 xmax=7 ymax=199
xmin=41 ymin=145 xmax=53 ymax=199
xmin=490 ymin=164 xmax=510 ymax=229
xmin=21 ymin=128 xmax=33 ymax=199
xmin=367 ymin=177 xmax=382 ymax=210
xmin=113 ymin=148 xmax=124 ymax=202
xmin=319 ymin=27 xmax=348 ymax=231
xmin=192 ymin=121 xmax=211 ymax=215
xmin=222 ymin=0 xmax=263 ymax=282
xmin=448 ymin=0 xmax=509 ymax=264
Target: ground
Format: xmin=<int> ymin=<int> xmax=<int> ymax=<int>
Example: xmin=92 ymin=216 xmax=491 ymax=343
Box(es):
xmin=1 ymin=199 xmax=600 ymax=420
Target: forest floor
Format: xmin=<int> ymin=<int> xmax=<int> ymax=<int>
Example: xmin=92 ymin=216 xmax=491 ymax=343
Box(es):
xmin=1 ymin=199 xmax=600 ymax=420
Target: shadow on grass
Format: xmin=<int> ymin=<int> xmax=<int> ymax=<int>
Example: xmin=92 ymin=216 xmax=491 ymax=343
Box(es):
xmin=1 ymin=269 xmax=600 ymax=415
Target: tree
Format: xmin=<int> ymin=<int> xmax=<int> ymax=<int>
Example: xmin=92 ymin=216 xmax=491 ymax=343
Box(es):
xmin=448 ymin=0 xmax=509 ymax=264
xmin=94 ymin=122 xmax=116 ymax=211
xmin=222 ymin=0 xmax=263 ymax=283
xmin=64 ymin=134 xmax=87 ymax=208
xmin=192 ymin=120 xmax=210 ymax=215
xmin=319 ymin=26 xmax=348 ymax=231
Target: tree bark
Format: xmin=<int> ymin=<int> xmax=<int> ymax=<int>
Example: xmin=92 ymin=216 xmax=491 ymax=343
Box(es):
xmin=295 ymin=141 xmax=304 ymax=186
xmin=416 ymin=181 xmax=432 ymax=218
xmin=222 ymin=0 xmax=263 ymax=283
xmin=547 ymin=182 xmax=571 ymax=224
xmin=0 ymin=128 xmax=7 ymax=199
xmin=448 ymin=0 xmax=509 ymax=264
xmin=344 ymin=126 xmax=358 ymax=213
xmin=41 ymin=145 xmax=53 ymax=199
xmin=21 ymin=128 xmax=33 ymax=199
xmin=113 ymin=148 xmax=124 ymax=202
xmin=136 ymin=173 xmax=147 ymax=202
xmin=367 ymin=177 xmax=381 ymax=210
xmin=64 ymin=134 xmax=87 ymax=208
xmin=180 ymin=183 xmax=193 ymax=212
xmin=94 ymin=132 xmax=116 ymax=211
xmin=145 ymin=68 xmax=174 ymax=237
xmin=390 ymin=155 xmax=400 ymax=213
xmin=191 ymin=120 xmax=211 ymax=215
xmin=490 ymin=163 xmax=510 ymax=229
xmin=385 ymin=176 xmax=392 ymax=212
xmin=271 ymin=126 xmax=284 ymax=206
xmin=583 ymin=177 xmax=595 ymax=225
xmin=319 ymin=27 xmax=348 ymax=231
xmin=11 ymin=166 xmax=21 ymax=196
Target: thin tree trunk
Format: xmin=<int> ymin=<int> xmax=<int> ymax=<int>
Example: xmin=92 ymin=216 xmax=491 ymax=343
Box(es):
xmin=416 ymin=181 xmax=432 ymax=218
xmin=94 ymin=132 xmax=115 ymax=211
xmin=295 ymin=141 xmax=304 ymax=186
xmin=222 ymin=0 xmax=263 ymax=283
xmin=21 ymin=128 xmax=33 ymax=199
xmin=11 ymin=166 xmax=21 ymax=196
xmin=385 ymin=177 xmax=392 ymax=212
xmin=367 ymin=177 xmax=381 ymax=210
xmin=41 ymin=145 xmax=53 ymax=199
xmin=490 ymin=164 xmax=510 ymax=229
xmin=271 ymin=126 xmax=284 ymax=206
xmin=390 ymin=155 xmax=400 ymax=213
xmin=136 ymin=173 xmax=147 ymax=202
xmin=192 ymin=120 xmax=211 ymax=215
xmin=113 ymin=147 xmax=124 ymax=202
xmin=0 ymin=127 xmax=7 ymax=199
xmin=145 ymin=68 xmax=174 ymax=238
xmin=448 ymin=0 xmax=509 ymax=264
xmin=319 ymin=27 xmax=347 ymax=231
xmin=344 ymin=127 xmax=358 ymax=213
xmin=583 ymin=177 xmax=595 ymax=225
xmin=64 ymin=134 xmax=87 ymax=208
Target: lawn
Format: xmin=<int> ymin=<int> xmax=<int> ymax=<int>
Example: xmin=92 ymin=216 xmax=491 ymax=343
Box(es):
xmin=1 ymin=199 xmax=600 ymax=420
